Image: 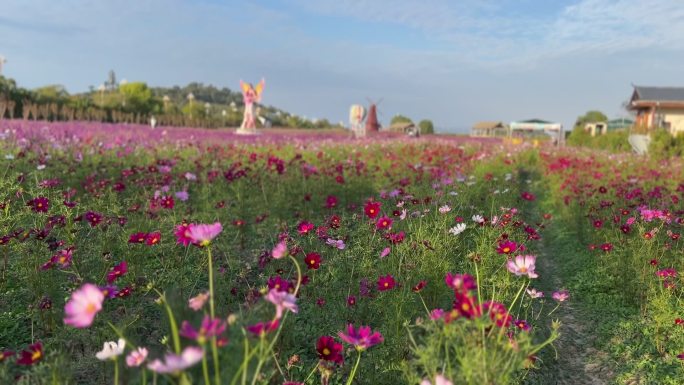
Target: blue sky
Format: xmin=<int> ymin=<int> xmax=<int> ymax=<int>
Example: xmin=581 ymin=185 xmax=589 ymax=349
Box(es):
xmin=2 ymin=0 xmax=684 ymax=132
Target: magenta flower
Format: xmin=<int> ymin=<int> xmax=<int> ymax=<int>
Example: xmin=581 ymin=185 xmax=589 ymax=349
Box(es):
xmin=506 ymin=255 xmax=538 ymax=278
xmin=174 ymin=224 xmax=193 ymax=246
xmin=247 ymin=319 xmax=280 ymax=337
xmin=337 ymin=324 xmax=384 ymax=351
xmin=180 ymin=315 xmax=226 ymax=344
xmin=265 ymin=288 xmax=298 ymax=319
xmin=106 ymin=261 xmax=128 ymax=283
xmin=188 ymin=222 xmax=223 ymax=246
xmin=552 ymin=290 xmax=569 ymax=302
xmin=444 ymin=273 xmax=476 ymax=293
xmin=63 ymin=283 xmax=104 ymax=328
xmin=377 ymin=274 xmax=396 ymax=291
xmin=497 ymin=240 xmax=518 ymax=254
xmin=147 ymin=346 xmax=204 ymax=374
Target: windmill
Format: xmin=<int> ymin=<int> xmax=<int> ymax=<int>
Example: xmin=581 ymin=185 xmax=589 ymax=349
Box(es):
xmin=0 ymin=55 xmax=6 ymax=76
xmin=365 ymin=98 xmax=383 ymax=133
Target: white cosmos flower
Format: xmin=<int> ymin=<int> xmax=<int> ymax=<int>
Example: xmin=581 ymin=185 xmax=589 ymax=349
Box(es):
xmin=438 ymin=205 xmax=451 ymax=214
xmin=472 ymin=214 xmax=484 ymax=224
xmin=96 ymin=338 xmax=126 ymax=361
xmin=449 ymin=223 xmax=466 ymax=236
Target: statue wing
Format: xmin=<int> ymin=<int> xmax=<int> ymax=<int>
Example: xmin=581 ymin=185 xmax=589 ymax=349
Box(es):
xmin=240 ymin=80 xmax=251 ymax=95
xmin=255 ymin=78 xmax=265 ymax=101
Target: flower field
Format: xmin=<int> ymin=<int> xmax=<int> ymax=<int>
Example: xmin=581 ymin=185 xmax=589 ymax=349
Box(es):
xmin=0 ymin=121 xmax=682 ymax=385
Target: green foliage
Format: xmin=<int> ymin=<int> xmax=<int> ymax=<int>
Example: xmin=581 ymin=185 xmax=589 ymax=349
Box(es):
xmin=648 ymin=129 xmax=684 ymax=159
xmin=390 ymin=114 xmax=413 ymax=125
xmin=33 ymin=85 xmax=69 ymax=104
xmin=573 ymin=110 xmax=608 ymax=129
xmin=119 ymin=82 xmax=155 ymax=113
xmin=418 ymin=119 xmax=434 ymax=135
xmin=566 ymin=128 xmax=630 ymax=153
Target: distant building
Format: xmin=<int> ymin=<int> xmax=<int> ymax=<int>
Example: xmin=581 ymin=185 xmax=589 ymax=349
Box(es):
xmin=471 ymin=121 xmax=508 ymax=137
xmin=584 ymin=118 xmax=634 ymax=136
xmin=509 ymin=119 xmax=563 ymax=144
xmin=628 ymin=86 xmax=684 ymax=135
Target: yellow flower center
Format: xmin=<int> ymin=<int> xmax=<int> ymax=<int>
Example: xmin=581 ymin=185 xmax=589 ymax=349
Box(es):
xmin=86 ymin=303 xmax=97 ymax=314
xmin=31 ymin=350 xmax=42 ymax=361
xmin=322 ymin=348 xmax=330 ymax=355
xmin=503 ymin=247 xmax=510 ymax=253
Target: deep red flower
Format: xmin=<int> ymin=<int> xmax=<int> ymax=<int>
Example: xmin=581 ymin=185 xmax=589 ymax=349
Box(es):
xmin=328 ymin=215 xmax=341 ymax=229
xmin=520 ymin=191 xmax=536 ymax=201
xmin=304 ymin=252 xmax=322 ymax=270
xmin=515 ymin=319 xmax=531 ymax=331
xmin=316 ymin=336 xmax=344 ymax=364
xmin=27 ymin=196 xmax=50 ymax=213
xmin=146 ymin=232 xmax=161 ymax=246
xmin=129 ymin=232 xmax=148 ymax=244
xmin=453 ymin=292 xmax=481 ymax=319
xmin=17 ymin=342 xmax=43 ymax=366
xmin=325 ymin=195 xmax=338 ymax=209
xmin=84 ymin=211 xmax=103 ymax=227
xmin=412 ymin=280 xmax=427 ymax=293
xmin=346 ymin=295 xmax=356 ymax=307
xmin=600 ymin=243 xmax=613 ymax=252
xmin=364 ymin=201 xmax=381 ymax=219
xmin=160 ymin=195 xmax=175 ymax=209
xmin=107 ymin=261 xmax=128 ymax=283
xmin=174 ymin=224 xmax=192 ymax=246
xmin=267 ymin=276 xmax=291 ymax=292
xmin=0 ymin=350 xmax=14 ymax=363
xmin=485 ymin=301 xmax=512 ymax=327
xmin=377 ymin=274 xmax=396 ymax=291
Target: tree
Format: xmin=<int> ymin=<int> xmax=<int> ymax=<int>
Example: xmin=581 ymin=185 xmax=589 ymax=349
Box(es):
xmin=418 ymin=119 xmax=434 ymax=134
xmin=34 ymin=85 xmax=69 ymax=103
xmin=574 ymin=110 xmax=608 ymax=130
xmin=390 ymin=115 xmax=413 ymax=125
xmin=119 ymin=82 xmax=154 ymax=113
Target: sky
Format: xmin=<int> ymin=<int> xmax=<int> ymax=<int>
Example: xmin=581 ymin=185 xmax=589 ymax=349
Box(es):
xmin=2 ymin=0 xmax=684 ymax=133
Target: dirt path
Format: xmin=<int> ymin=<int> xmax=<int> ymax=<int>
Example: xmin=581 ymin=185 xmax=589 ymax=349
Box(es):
xmin=525 ymin=233 xmax=614 ymax=385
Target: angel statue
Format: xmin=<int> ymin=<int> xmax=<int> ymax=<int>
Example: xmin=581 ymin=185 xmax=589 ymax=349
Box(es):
xmin=349 ymin=104 xmax=366 ymax=138
xmin=236 ymin=78 xmax=265 ymax=135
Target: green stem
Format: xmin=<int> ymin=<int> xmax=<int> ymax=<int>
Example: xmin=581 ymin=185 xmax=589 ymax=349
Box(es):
xmin=345 ymin=350 xmax=362 ymax=385
xmin=206 ymin=246 xmax=221 ymax=385
xmin=155 ymin=289 xmax=181 ymax=354
xmin=304 ymin=361 xmax=320 ymax=383
xmin=202 ymin=350 xmax=211 ymax=385
xmin=114 ymin=358 xmax=119 ymax=385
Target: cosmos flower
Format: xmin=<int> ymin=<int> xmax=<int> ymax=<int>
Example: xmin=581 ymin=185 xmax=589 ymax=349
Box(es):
xmin=174 ymin=224 xmax=192 ymax=246
xmin=126 ymin=347 xmax=149 ymax=367
xmin=338 ymin=324 xmax=384 ymax=351
xmin=96 ymin=338 xmax=126 ymax=361
xmin=271 ymin=240 xmax=288 ymax=259
xmin=420 ymin=374 xmax=454 ymax=385
xmin=188 ymin=222 xmax=223 ymax=246
xmin=377 ymin=274 xmax=396 ymax=291
xmin=304 ymin=252 xmax=322 ymax=270
xmin=188 ymin=291 xmax=210 ymax=311
xmin=445 ymin=273 xmax=476 ymax=293
xmin=316 ymin=336 xmax=344 ymax=364
xmin=364 ymin=201 xmax=381 ymax=219
xmin=472 ymin=214 xmax=484 ymax=224
xmin=497 ymin=240 xmax=518 ymax=255
xmin=506 ymin=255 xmax=538 ymax=278
xmin=526 ymin=288 xmax=544 ymax=298
xmin=379 ymin=247 xmax=391 ymax=259
xmin=106 ymin=261 xmax=128 ymax=283
xmin=64 ymin=283 xmax=105 ymax=328
xmin=147 ymin=346 xmax=204 ymax=374
xmin=16 ymin=342 xmax=43 ymax=366
xmin=265 ymin=289 xmax=298 ymax=319
xmin=448 ymin=223 xmax=466 ymax=235
xmin=375 ymin=216 xmax=393 ymax=230
xmin=552 ymin=290 xmax=569 ymax=302
xmin=438 ymin=205 xmax=452 ymax=214
xmin=180 ymin=316 xmax=226 ymax=344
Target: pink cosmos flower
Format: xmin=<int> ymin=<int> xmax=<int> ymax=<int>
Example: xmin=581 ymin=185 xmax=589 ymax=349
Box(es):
xmin=247 ymin=319 xmax=280 ymax=337
xmin=64 ymin=283 xmax=105 ymax=328
xmin=188 ymin=222 xmax=223 ymax=246
xmin=379 ymin=247 xmax=391 ymax=259
xmin=430 ymin=309 xmax=445 ymax=320
xmin=552 ymin=290 xmax=569 ymax=302
xmin=338 ymin=324 xmax=384 ymax=351
xmin=265 ymin=289 xmax=299 ymax=319
xmin=147 ymin=346 xmax=204 ymax=374
xmin=126 ymin=347 xmax=149 ymax=367
xmin=175 ymin=191 xmax=189 ymax=201
xmin=188 ymin=291 xmax=210 ymax=311
xmin=175 ymin=224 xmax=193 ymax=246
xmin=506 ymin=255 xmax=538 ymax=278
xmin=445 ymin=273 xmax=476 ymax=293
xmin=326 ymin=238 xmax=346 ymax=250
xmin=106 ymin=261 xmax=128 ymax=284
xmin=526 ymin=288 xmax=544 ymax=298
xmin=420 ymin=374 xmax=454 ymax=385
xmin=271 ymin=240 xmax=288 ymax=259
